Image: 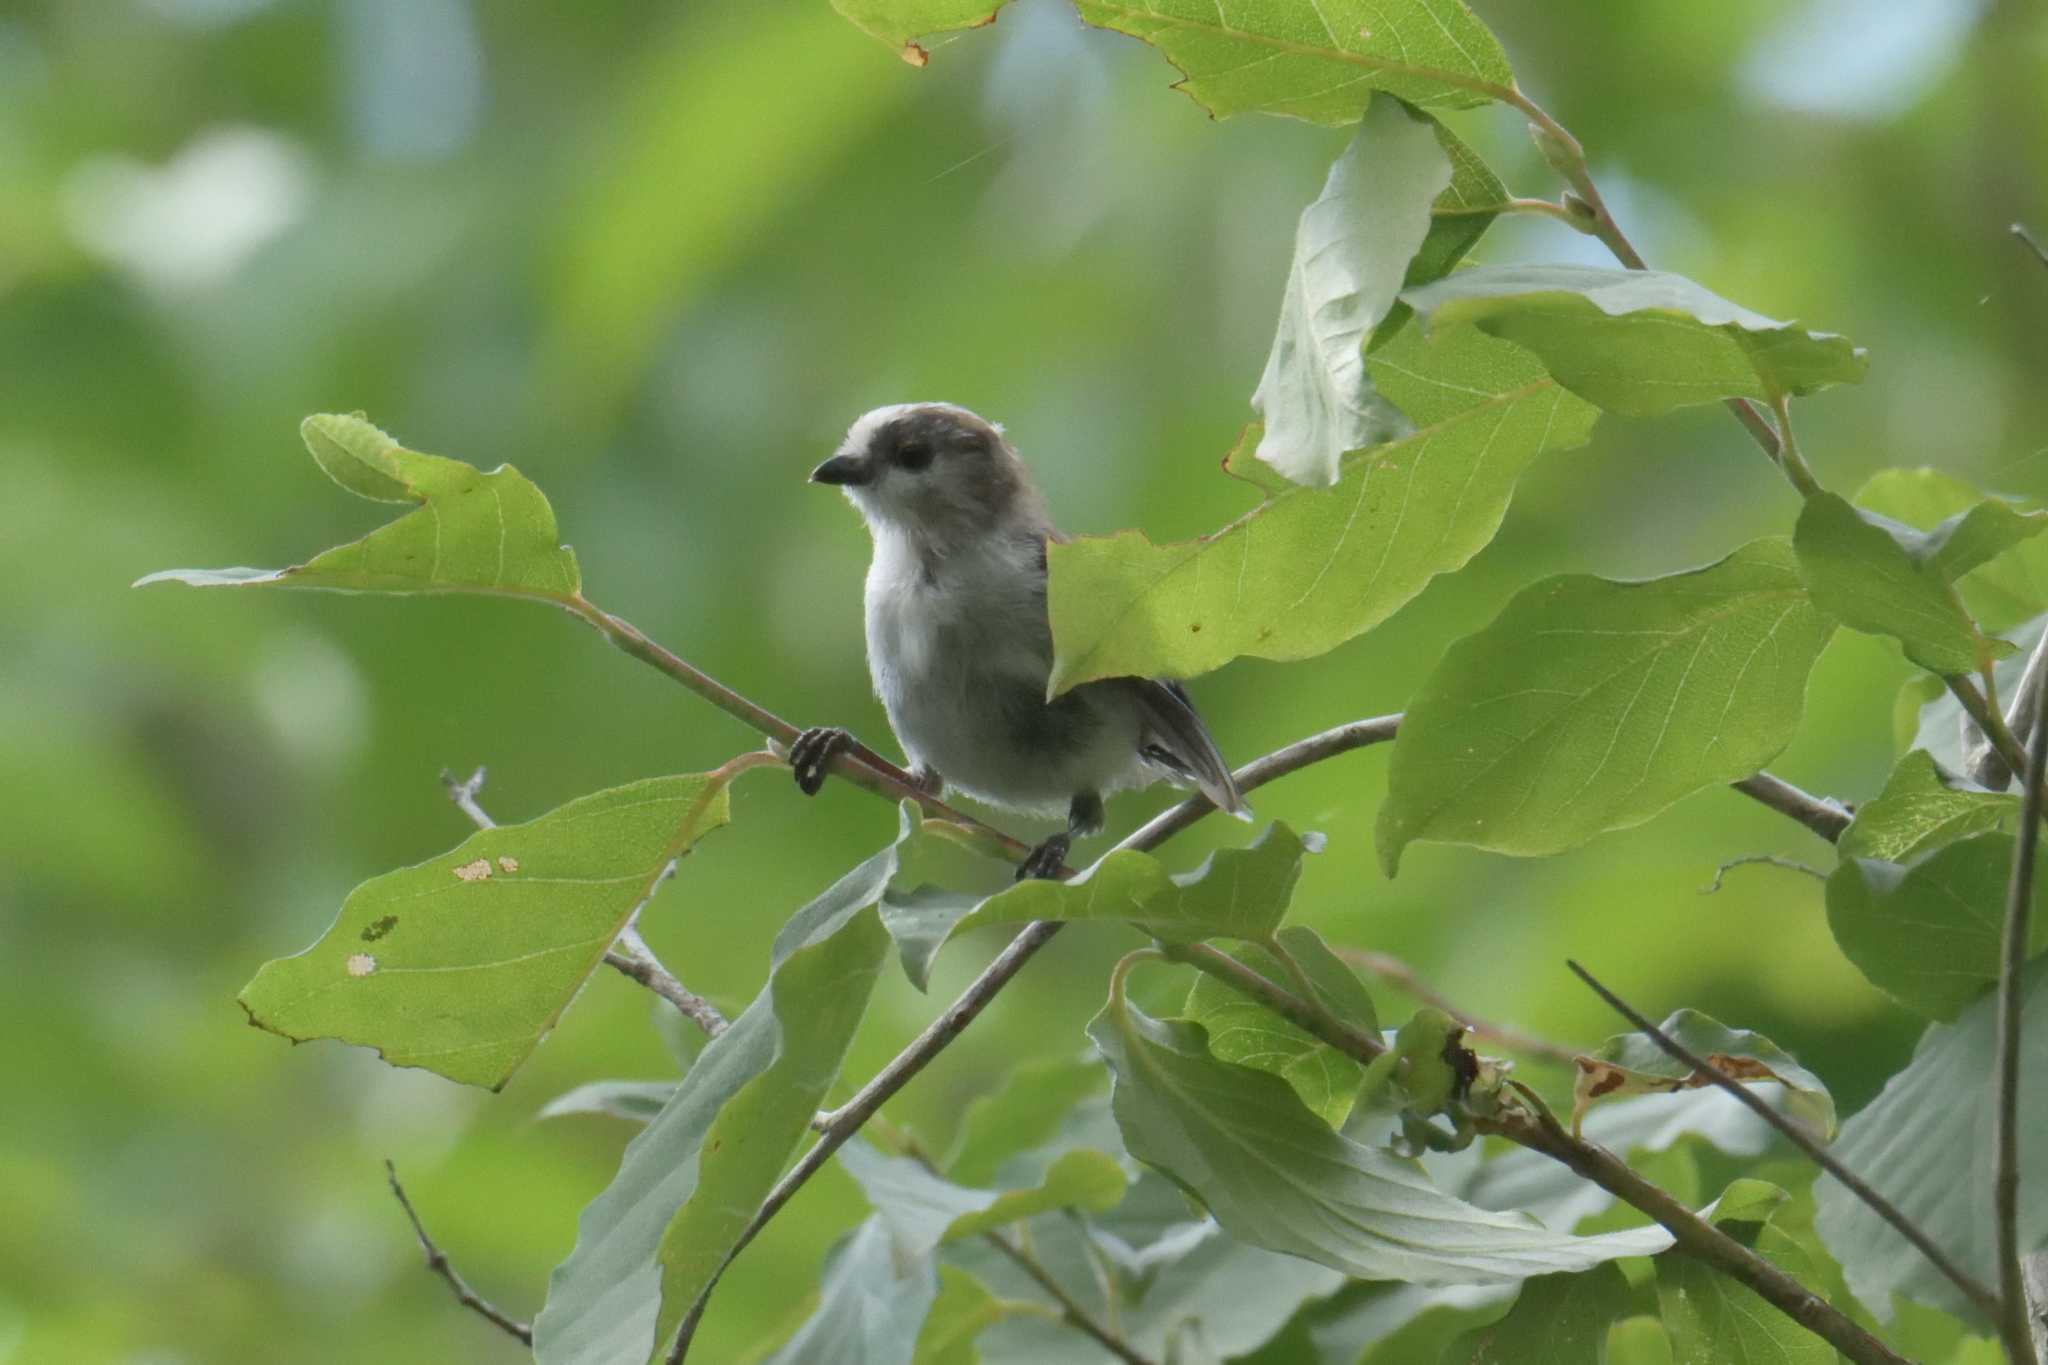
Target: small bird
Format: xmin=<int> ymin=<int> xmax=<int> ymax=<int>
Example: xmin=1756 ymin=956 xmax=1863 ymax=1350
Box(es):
xmin=792 ymin=402 xmax=1246 ymax=879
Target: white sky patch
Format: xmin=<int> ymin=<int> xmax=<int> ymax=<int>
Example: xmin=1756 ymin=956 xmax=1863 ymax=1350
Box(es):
xmin=60 ymin=125 xmax=313 ymax=292
xmin=1740 ymin=0 xmax=1985 ymax=121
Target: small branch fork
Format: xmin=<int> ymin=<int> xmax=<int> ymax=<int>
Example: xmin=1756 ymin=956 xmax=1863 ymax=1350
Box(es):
xmin=385 ymin=1161 xmax=532 ymax=1347
xmin=440 ymin=766 xmax=729 ymax=1037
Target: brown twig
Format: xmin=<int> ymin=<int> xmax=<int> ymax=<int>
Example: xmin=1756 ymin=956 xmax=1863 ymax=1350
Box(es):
xmin=1338 ymin=948 xmax=1579 ymax=1064
xmin=384 ymin=1160 xmax=533 ymax=1346
xmin=984 ymin=1232 xmax=1157 ymax=1365
xmin=1730 ymin=772 xmax=1852 ymax=842
xmin=1565 ymin=961 xmax=2003 ymax=1322
xmin=1995 ymin=667 xmax=2048 ymax=1362
xmin=439 ymin=766 xmax=729 ymax=1036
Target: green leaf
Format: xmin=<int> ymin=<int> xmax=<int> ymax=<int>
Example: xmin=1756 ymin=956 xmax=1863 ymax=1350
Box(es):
xmin=1089 ymin=995 xmax=1677 ymax=1284
xmin=532 ymin=834 xmax=900 ymax=1364
xmin=946 ymin=1056 xmax=1109 ymax=1188
xmin=915 ymin=1266 xmax=1022 ymax=1365
xmin=830 ymin=0 xmax=1009 ymax=60
xmin=1184 ymin=941 xmax=1367 ymax=1126
xmin=1856 ymin=467 xmax=2048 ymax=631
xmin=1048 ymin=329 xmax=1597 ymax=693
xmin=1839 ymin=750 xmax=2016 ymax=862
xmin=1400 ymin=265 xmax=1868 ymax=414
xmin=1377 ymin=539 xmax=1833 ymax=873
xmin=1569 ymin=1009 xmax=1835 ymax=1140
xmin=538 ymin=1080 xmax=679 ymax=1126
xmin=1074 ymin=0 xmax=1514 ymax=123
xmin=762 ymin=1216 xmax=940 ymax=1365
xmin=1655 ymin=1180 xmax=1833 ymax=1365
xmin=137 ymin=413 xmax=582 ymax=600
xmin=888 ymin=823 xmax=1321 ymax=990
xmin=1827 ymin=833 xmax=2048 ymax=1020
xmin=1814 ymin=956 xmax=2048 ymax=1322
xmin=840 ymin=1142 xmax=1128 ymax=1253
xmin=1250 ymin=97 xmax=1453 ymax=487
xmin=1276 ymin=923 xmax=1380 ymax=1033
xmin=237 ymin=771 xmax=732 ymax=1089
xmin=1794 ymin=491 xmax=1997 ymax=676
xmin=1439 ymin=1263 xmax=1636 ymax=1364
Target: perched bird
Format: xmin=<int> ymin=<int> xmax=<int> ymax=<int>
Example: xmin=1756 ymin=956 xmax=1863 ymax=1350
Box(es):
xmin=792 ymin=402 xmax=1246 ymax=879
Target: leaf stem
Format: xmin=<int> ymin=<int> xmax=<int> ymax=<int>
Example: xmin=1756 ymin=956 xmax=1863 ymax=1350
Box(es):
xmin=1566 ymin=960 xmax=2003 ymax=1320
xmin=1767 ymin=393 xmax=1824 ymax=499
xmin=1994 ymin=670 xmax=2048 ymax=1363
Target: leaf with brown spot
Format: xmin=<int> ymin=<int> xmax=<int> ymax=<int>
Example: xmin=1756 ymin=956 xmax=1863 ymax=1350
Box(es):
xmin=1569 ymin=1009 xmax=1833 ymax=1140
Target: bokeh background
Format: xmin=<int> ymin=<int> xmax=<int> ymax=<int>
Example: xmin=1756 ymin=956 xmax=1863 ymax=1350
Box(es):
xmin=6 ymin=0 xmax=2047 ymax=1359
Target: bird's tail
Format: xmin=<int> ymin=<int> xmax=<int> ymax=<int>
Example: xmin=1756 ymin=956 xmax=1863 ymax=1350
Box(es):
xmin=1130 ymin=679 xmax=1249 ymax=819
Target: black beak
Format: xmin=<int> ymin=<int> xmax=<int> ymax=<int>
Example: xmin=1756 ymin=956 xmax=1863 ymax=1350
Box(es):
xmin=810 ymin=453 xmax=871 ymax=487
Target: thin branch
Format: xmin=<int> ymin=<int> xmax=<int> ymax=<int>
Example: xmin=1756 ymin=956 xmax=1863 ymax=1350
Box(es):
xmin=1730 ymin=772 xmax=1852 ymax=843
xmin=2016 ymin=222 xmax=2048 ymax=273
xmin=441 ymin=765 xmax=497 ymax=829
xmin=1338 ymin=948 xmax=1580 ymax=1064
xmin=439 ymin=767 xmax=729 ymax=1036
xmin=384 ymin=1160 xmax=533 ymax=1346
xmin=1968 ymin=625 xmax=2048 ymax=790
xmin=1565 ymin=961 xmax=2003 ymax=1321
xmin=1948 ymin=674 xmax=2039 ymax=799
xmin=1995 ymin=667 xmax=2048 ymax=1363
xmin=984 ymin=1232 xmax=1157 ymax=1365
xmin=666 ymin=713 xmax=1405 ymax=1360
xmin=1699 ymin=853 xmax=1827 ymax=895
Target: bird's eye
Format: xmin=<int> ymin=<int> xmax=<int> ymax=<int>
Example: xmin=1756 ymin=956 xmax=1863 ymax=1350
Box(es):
xmin=896 ymin=440 xmax=934 ymax=471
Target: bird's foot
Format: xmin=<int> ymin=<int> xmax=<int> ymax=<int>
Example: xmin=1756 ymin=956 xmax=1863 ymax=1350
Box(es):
xmin=1016 ymin=832 xmax=1072 ymax=882
xmin=789 ymin=726 xmax=854 ymax=796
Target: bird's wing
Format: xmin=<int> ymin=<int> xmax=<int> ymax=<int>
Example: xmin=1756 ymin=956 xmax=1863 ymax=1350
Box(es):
xmin=1124 ymin=678 xmax=1248 ymax=817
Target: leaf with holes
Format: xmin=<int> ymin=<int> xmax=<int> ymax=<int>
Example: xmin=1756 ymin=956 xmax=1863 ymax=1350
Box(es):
xmin=1795 ymin=491 xmax=2007 ymax=676
xmin=533 ymin=822 xmax=910 ymax=1365
xmin=1250 ymin=97 xmax=1452 ymax=486
xmin=1075 ymin=0 xmax=1514 ymax=123
xmin=137 ymin=413 xmax=583 ymax=601
xmin=1838 ymin=750 xmax=2015 ymax=863
xmin=887 ymin=824 xmax=1322 ymax=991
xmin=1401 ymin=265 xmax=1868 ymax=415
xmin=1091 ymin=995 xmax=1678 ymax=1284
xmin=1569 ymin=1009 xmax=1834 ymax=1140
xmin=1827 ymin=833 xmax=2048 ymax=1020
xmin=238 ymin=770 xmax=736 ymax=1089
xmin=1377 ymin=539 xmax=1833 ymax=872
xmin=1050 ymin=327 xmax=1597 ymax=693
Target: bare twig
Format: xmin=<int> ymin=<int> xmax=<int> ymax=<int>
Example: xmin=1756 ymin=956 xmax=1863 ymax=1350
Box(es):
xmin=1699 ymin=853 xmax=1827 ymax=895
xmin=984 ymin=1232 xmax=1157 ymax=1365
xmin=384 ymin=1160 xmax=533 ymax=1346
xmin=1969 ymin=626 xmax=2048 ymax=791
xmin=1565 ymin=961 xmax=2003 ymax=1321
xmin=1995 ymin=666 xmax=2048 ymax=1363
xmin=1338 ymin=948 xmax=1579 ymax=1064
xmin=2016 ymin=223 xmax=2048 ymax=273
xmin=1730 ymin=772 xmax=1852 ymax=843
xmin=439 ymin=767 xmax=729 ymax=1036
xmin=665 ymin=714 xmax=1405 ymax=1360
xmin=441 ymin=766 xmax=497 ymax=829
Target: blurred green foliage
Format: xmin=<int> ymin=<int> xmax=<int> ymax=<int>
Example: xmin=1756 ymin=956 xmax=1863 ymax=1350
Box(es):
xmin=3 ymin=0 xmax=2044 ymax=1360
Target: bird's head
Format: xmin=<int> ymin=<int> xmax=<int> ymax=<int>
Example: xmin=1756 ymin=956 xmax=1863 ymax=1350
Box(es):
xmin=812 ymin=403 xmax=1044 ymax=548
